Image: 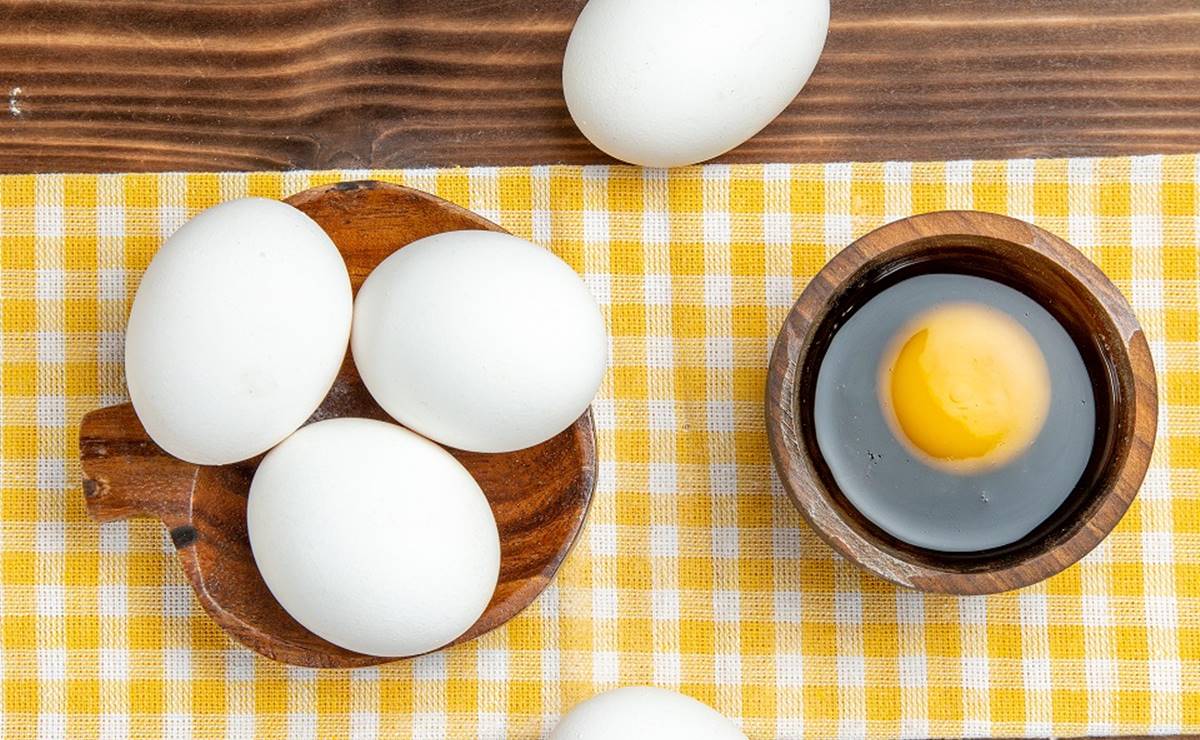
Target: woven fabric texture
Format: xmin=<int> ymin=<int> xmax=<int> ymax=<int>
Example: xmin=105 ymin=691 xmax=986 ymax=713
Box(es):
xmin=0 ymin=156 xmax=1197 ymax=739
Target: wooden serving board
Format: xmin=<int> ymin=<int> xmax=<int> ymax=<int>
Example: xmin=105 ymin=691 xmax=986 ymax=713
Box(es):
xmin=79 ymin=181 xmax=597 ymax=667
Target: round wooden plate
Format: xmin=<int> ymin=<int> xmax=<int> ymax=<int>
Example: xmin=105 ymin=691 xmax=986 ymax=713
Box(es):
xmin=79 ymin=181 xmax=597 ymax=667
xmin=766 ymin=211 xmax=1157 ymax=594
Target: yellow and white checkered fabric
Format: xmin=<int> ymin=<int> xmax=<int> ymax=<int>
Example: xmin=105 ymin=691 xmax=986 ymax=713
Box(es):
xmin=1 ymin=156 xmax=1197 ymax=739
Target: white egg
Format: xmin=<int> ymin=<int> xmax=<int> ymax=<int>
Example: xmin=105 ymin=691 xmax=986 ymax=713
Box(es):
xmin=550 ymin=687 xmax=747 ymax=740
xmin=351 ymin=230 xmax=607 ymax=453
xmin=563 ymin=0 xmax=830 ymax=168
xmin=246 ymin=417 xmax=500 ymax=657
xmin=124 ymin=198 xmax=351 ymax=465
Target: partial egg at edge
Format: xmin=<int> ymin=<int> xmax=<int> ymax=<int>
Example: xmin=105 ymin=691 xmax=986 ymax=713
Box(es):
xmin=563 ymin=0 xmax=830 ymax=167
xmin=549 ymin=686 xmax=747 ymax=740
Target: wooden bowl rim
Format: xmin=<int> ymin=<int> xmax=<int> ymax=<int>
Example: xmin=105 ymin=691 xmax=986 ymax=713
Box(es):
xmin=766 ymin=210 xmax=1158 ymax=594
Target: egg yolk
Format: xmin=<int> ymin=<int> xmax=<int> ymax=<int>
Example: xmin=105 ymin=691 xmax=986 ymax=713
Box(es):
xmin=878 ymin=303 xmax=1051 ymax=473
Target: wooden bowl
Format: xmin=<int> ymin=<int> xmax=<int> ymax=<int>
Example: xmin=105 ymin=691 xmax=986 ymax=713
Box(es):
xmin=766 ymin=211 xmax=1157 ymax=594
xmin=79 ymin=181 xmax=597 ymax=667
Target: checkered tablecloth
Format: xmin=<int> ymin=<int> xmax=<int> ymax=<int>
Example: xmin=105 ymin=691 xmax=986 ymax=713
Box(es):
xmin=1 ymin=156 xmax=1197 ymax=739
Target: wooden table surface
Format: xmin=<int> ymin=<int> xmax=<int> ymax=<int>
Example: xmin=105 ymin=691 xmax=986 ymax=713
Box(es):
xmin=0 ymin=0 xmax=1197 ymax=173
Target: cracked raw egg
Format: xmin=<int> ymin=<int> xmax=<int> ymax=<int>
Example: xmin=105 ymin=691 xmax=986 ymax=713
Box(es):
xmin=813 ymin=274 xmax=1095 ymax=553
xmin=879 ymin=303 xmax=1051 ymax=474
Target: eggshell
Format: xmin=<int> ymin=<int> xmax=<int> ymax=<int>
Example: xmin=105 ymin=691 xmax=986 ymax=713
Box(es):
xmin=351 ymin=230 xmax=607 ymax=453
xmin=549 ymin=686 xmax=747 ymax=740
xmin=124 ymin=197 xmax=352 ymax=465
xmin=563 ymin=0 xmax=830 ymax=167
xmin=246 ymin=417 xmax=500 ymax=657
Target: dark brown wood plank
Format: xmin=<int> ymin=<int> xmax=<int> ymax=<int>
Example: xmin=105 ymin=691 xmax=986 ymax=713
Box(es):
xmin=0 ymin=1 xmax=1198 ymax=170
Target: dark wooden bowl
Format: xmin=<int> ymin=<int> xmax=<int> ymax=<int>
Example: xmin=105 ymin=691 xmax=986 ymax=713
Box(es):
xmin=766 ymin=211 xmax=1157 ymax=594
xmin=79 ymin=181 xmax=597 ymax=667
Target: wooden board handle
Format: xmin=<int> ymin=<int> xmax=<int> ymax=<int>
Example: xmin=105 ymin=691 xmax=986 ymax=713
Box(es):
xmin=79 ymin=403 xmax=198 ymax=529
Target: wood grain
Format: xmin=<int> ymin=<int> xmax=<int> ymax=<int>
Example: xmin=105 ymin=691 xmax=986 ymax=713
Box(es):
xmin=765 ymin=211 xmax=1158 ymax=594
xmin=79 ymin=181 xmax=597 ymax=667
xmin=1 ymin=1 xmax=1197 ymax=173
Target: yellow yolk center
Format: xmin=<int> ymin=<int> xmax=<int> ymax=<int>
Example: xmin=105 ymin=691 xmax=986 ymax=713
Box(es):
xmin=878 ymin=303 xmax=1051 ymax=473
